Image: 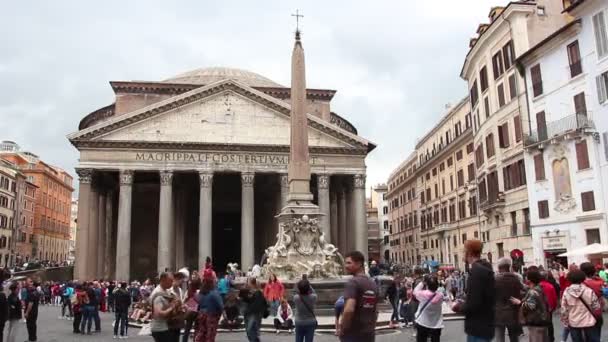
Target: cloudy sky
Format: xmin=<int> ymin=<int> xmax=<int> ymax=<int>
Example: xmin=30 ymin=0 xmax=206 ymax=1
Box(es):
xmin=0 ymin=0 xmax=510 ymax=194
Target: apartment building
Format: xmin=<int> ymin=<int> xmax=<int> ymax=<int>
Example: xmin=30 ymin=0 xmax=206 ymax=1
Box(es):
xmin=387 ymin=153 xmax=420 ymax=265
xmin=414 ymin=98 xmax=478 ymax=270
xmin=461 ymin=1 xmax=566 ymax=267
xmin=370 ymin=184 xmax=389 ymax=262
xmin=517 ymin=0 xmax=608 ymax=266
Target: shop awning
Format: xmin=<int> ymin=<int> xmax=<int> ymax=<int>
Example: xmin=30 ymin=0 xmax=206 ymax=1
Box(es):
xmin=558 ymin=243 xmax=608 ymax=257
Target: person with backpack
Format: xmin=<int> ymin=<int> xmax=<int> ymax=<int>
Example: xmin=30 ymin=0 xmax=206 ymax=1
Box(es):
xmin=494 ymin=258 xmax=524 ymax=342
xmin=561 ymin=269 xmax=601 ymax=342
xmin=340 ymin=251 xmax=378 ymax=342
xmin=510 ymin=268 xmax=550 ymax=342
xmin=413 ymin=276 xmax=444 ymax=342
xmin=240 ymin=277 xmax=268 ymax=342
xmin=72 ymin=283 xmax=87 ymax=334
xmin=294 ymin=279 xmax=318 ymax=342
xmin=61 ymin=282 xmax=74 ymax=320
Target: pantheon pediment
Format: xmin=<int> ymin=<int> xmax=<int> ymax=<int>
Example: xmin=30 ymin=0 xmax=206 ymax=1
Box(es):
xmin=68 ymin=79 xmax=373 ymax=153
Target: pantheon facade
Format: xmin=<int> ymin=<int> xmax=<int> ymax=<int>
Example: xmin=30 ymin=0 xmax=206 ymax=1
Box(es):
xmin=68 ymin=67 xmax=375 ymax=281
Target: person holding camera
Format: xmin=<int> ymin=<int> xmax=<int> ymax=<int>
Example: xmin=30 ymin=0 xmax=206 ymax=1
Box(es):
xmin=413 ymin=276 xmax=444 ymax=342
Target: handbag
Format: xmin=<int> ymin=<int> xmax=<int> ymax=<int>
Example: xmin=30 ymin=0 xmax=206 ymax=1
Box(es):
xmin=415 ymin=293 xmax=437 ymax=321
xmin=299 ymin=296 xmax=318 ymax=326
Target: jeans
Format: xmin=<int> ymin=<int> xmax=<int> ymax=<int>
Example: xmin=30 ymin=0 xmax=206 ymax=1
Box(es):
xmin=7 ymin=319 xmax=20 ymax=342
xmin=562 ymin=327 xmax=570 ymax=341
xmin=340 ymin=334 xmax=375 ymax=342
xmin=467 ymin=335 xmax=492 ymax=342
xmin=274 ymin=318 xmax=294 ymax=330
xmin=26 ymin=314 xmax=37 ymax=341
xmin=92 ymin=307 xmax=101 ymax=331
xmin=270 ymin=300 xmax=279 ymax=317
xmin=495 ymin=324 xmax=522 ymax=342
xmin=80 ymin=305 xmax=93 ymax=334
xmin=416 ymin=324 xmax=441 ymax=342
xmin=183 ymin=311 xmax=197 ymax=342
xmin=114 ymin=311 xmax=128 ymax=336
xmin=570 ymin=327 xmax=600 ymax=342
xmin=73 ymin=311 xmax=82 ymax=333
xmin=61 ymin=297 xmax=73 ymax=317
xmin=245 ymin=315 xmax=261 ymax=342
xmin=390 ymin=298 xmax=399 ymax=322
xmin=295 ymin=322 xmax=317 ymax=342
xmin=528 ymin=326 xmax=549 ymax=342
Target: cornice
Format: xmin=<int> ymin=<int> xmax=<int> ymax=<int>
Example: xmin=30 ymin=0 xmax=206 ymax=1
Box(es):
xmin=69 ymin=80 xmax=374 ymax=153
xmin=70 ymin=140 xmax=368 ymax=156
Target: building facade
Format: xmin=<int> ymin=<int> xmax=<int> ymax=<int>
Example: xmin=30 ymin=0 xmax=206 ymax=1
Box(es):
xmin=0 ymin=162 xmax=17 ymax=267
xmin=461 ymin=1 xmax=567 ymax=267
xmin=517 ymin=0 xmax=608 ymax=266
xmin=1 ymin=142 xmax=73 ymax=264
xmin=370 ymin=184 xmax=389 ymax=262
xmin=68 ymin=67 xmax=376 ymax=281
xmin=69 ymin=199 xmax=77 ymax=263
xmin=366 ymin=197 xmax=381 ymax=262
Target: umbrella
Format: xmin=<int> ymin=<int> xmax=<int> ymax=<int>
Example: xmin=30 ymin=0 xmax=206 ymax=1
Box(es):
xmin=558 ymin=243 xmax=608 ymax=257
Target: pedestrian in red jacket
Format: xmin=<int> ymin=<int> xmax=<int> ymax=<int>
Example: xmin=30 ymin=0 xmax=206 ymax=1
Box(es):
xmin=540 ymin=271 xmax=558 ymax=342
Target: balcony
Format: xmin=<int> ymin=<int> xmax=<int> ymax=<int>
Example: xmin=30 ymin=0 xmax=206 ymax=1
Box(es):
xmin=480 ymin=192 xmax=505 ymax=212
xmin=524 ymin=114 xmax=594 ymax=147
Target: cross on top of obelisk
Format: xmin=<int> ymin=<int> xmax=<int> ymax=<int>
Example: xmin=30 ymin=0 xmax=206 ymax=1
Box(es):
xmin=291 ymin=10 xmax=303 ymax=34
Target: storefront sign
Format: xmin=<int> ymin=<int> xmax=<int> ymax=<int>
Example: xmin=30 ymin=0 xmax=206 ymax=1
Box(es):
xmin=542 ymin=235 xmax=568 ymax=250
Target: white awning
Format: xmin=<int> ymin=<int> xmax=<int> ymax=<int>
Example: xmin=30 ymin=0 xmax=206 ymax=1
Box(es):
xmin=558 ymin=243 xmax=608 ymax=257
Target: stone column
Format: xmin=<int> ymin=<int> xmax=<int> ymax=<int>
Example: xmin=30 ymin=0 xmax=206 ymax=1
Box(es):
xmin=346 ymin=182 xmax=355 ymax=252
xmin=198 ymin=171 xmax=213 ymax=268
xmin=115 ymin=170 xmax=133 ymax=281
xmin=317 ymin=174 xmax=331 ymax=243
xmin=157 ymin=170 xmax=174 ymax=273
xmin=174 ymin=188 xmax=185 ymax=269
xmin=241 ymin=172 xmax=255 ymax=271
xmin=353 ymin=174 xmax=368 ymax=260
xmin=279 ymin=174 xmax=289 ymax=209
xmin=87 ymin=184 xmax=99 ymax=280
xmin=330 ymin=190 xmax=339 ymax=247
xmin=74 ymin=169 xmax=92 ymax=280
xmin=97 ymin=190 xmax=106 ymax=279
xmin=104 ymin=190 xmax=114 ymax=279
xmin=338 ymin=186 xmax=347 ymax=254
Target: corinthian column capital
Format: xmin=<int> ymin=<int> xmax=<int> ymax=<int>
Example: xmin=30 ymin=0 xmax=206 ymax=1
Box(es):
xmin=241 ymin=172 xmax=255 ymax=188
xmin=353 ymin=174 xmax=366 ymax=189
xmin=317 ymin=174 xmax=330 ymax=189
xmin=119 ymin=170 xmax=134 ymax=185
xmin=199 ymin=171 xmax=213 ymax=188
xmin=159 ymin=170 xmax=173 ymax=186
xmin=76 ymin=169 xmax=93 ymax=184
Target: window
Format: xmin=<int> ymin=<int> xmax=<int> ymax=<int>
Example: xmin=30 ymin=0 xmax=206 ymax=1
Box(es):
xmin=479 ymin=179 xmax=487 ymax=203
xmin=586 ymin=228 xmax=601 ymax=245
xmin=576 ymin=140 xmax=590 ymax=170
xmin=537 ymin=111 xmax=547 ymax=141
xmin=456 ymin=150 xmax=463 ymax=161
xmin=538 ymin=200 xmax=549 ymax=219
xmin=467 ymin=163 xmax=475 ymax=182
xmin=492 ymin=50 xmax=505 ymax=79
xmin=596 ymin=71 xmax=608 ymax=104
xmin=582 ymin=191 xmax=596 ymax=212
xmin=497 ymin=242 xmax=505 ymax=258
xmin=470 ymin=80 xmax=479 ymax=106
xmin=484 ymin=97 xmax=490 ymax=119
xmin=497 ymin=83 xmax=506 ymax=107
xmin=439 ymin=163 xmax=445 ymax=172
xmin=475 ymin=143 xmax=485 ymax=168
xmin=523 ymin=208 xmax=530 ymax=235
xmin=449 ymin=203 xmax=456 ymax=221
xmin=567 ymin=40 xmax=582 ymax=77
xmin=457 ymin=170 xmax=464 ymax=187
xmin=447 ymin=157 xmax=453 ymax=167
xmin=514 ymin=115 xmax=522 ymax=142
xmin=458 ymin=196 xmax=466 ymax=218
xmin=574 ymin=92 xmax=587 ymax=116
xmin=486 ymin=133 xmax=495 ymax=158
xmin=465 ymin=113 xmax=472 ymax=129
xmin=508 ymin=74 xmax=517 ymax=100
xmin=466 ymin=143 xmax=474 ymax=154
xmin=503 ymin=41 xmax=515 ymax=70
xmin=531 ymin=64 xmax=543 ymax=97
xmin=534 ymin=153 xmax=545 ymax=181
xmin=503 ymin=160 xmax=526 ymax=190
xmin=462 ymin=233 xmax=467 ymax=243
xmin=432 ymin=168 xmax=437 ymax=176
xmin=450 ymin=175 xmax=454 ymax=191
xmin=510 ymin=211 xmax=517 ymax=237
xmin=498 ymin=122 xmax=510 ymax=148
xmin=469 ymin=195 xmax=477 ymax=216
xmin=593 ymin=11 xmax=608 ymax=59
xmin=480 ymin=66 xmax=489 ymax=92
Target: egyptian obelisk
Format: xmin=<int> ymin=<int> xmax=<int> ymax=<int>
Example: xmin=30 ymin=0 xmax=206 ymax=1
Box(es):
xmin=262 ymin=24 xmax=343 ymax=280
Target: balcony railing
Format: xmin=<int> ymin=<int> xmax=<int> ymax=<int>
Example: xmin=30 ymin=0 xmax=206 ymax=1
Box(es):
xmin=524 ymin=113 xmax=594 ymax=146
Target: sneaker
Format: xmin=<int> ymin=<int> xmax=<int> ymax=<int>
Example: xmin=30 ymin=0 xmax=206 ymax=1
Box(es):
xmin=113 ymin=335 xmax=118 ymax=339
xmin=289 ymin=329 xmax=293 ymax=334
xmin=412 ymin=331 xmax=417 ymax=337
xmin=276 ymin=330 xmax=280 ymax=335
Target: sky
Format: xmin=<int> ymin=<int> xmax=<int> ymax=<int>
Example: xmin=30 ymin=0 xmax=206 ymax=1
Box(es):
xmin=0 ymin=0 xmax=511 ymax=195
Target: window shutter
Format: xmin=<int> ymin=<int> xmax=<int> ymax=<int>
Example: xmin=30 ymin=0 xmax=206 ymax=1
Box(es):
xmin=531 ymin=64 xmax=543 ymax=97
xmin=593 ymin=12 xmax=608 ymax=58
xmin=534 ymin=153 xmax=545 ymax=181
xmin=603 ymin=132 xmax=608 ymax=161
xmin=508 ymin=74 xmax=517 ymax=100
xmin=574 ymin=92 xmax=587 ymax=116
xmin=597 ymin=73 xmax=608 ymax=104
xmin=514 ymin=115 xmax=522 ymax=142
xmin=536 ymin=111 xmax=547 ymax=141
xmin=576 ymin=140 xmax=590 ymax=170
xmin=567 ymin=41 xmax=582 ymax=77
xmin=503 ymin=122 xmax=510 ymax=148
xmin=498 ymin=125 xmax=505 ymax=148
xmin=538 ymin=200 xmax=549 ymax=219
xmin=582 ymin=191 xmax=596 ymax=212
xmin=498 ymin=83 xmax=506 ymax=107
xmin=503 ymin=167 xmax=510 ymax=191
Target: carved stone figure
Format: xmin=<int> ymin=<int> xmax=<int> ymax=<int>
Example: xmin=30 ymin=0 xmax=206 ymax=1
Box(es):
xmin=552 ymin=158 xmax=576 ymax=213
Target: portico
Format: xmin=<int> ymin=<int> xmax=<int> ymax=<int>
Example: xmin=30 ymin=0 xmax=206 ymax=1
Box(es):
xmin=69 ymin=68 xmax=375 ymax=281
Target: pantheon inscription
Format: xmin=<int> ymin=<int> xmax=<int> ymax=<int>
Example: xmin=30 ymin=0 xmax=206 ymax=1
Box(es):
xmin=134 ymin=151 xmax=319 ymax=165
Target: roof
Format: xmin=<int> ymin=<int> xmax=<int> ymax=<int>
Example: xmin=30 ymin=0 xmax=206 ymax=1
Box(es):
xmin=515 ymin=19 xmax=582 ymax=65
xmin=163 ymin=67 xmax=285 ymax=88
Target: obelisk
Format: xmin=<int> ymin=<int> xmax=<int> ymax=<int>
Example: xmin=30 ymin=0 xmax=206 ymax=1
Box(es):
xmin=262 ymin=26 xmax=343 ymax=280
xmin=287 ymin=30 xmax=314 ymax=203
